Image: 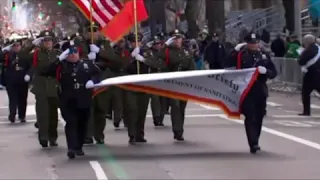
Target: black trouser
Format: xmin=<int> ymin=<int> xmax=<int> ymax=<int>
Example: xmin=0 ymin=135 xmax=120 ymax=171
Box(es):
xmin=6 ymin=83 xmax=28 ymax=120
xmin=241 ymin=89 xmax=267 ymax=148
xmin=61 ymin=105 xmax=90 ymax=151
xmin=301 ymin=72 xmax=320 ymax=114
xmin=169 ymin=99 xmax=187 ymax=136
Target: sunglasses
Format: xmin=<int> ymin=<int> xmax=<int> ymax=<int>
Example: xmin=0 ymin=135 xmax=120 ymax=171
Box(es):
xmin=68 ymin=48 xmax=78 ymax=54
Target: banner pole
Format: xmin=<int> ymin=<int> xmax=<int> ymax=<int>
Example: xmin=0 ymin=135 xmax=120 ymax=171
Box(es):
xmin=89 ymin=0 xmax=94 ymax=44
xmin=133 ymin=0 xmax=140 ymax=74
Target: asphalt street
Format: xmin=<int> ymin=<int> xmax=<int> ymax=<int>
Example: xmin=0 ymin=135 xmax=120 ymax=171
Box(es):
xmin=0 ymin=91 xmax=320 ymax=179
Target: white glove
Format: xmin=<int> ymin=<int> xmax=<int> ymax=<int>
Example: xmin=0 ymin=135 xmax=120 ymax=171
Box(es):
xmin=135 ymin=54 xmax=145 ymax=62
xmin=234 ymin=43 xmax=247 ymax=52
xmin=296 ymin=47 xmax=305 ymax=55
xmin=165 ymin=37 xmax=175 ymax=46
xmin=24 ymin=75 xmax=30 ymax=82
xmin=301 ymin=67 xmax=308 ymax=73
xmin=131 ymin=47 xmax=140 ymax=57
xmin=32 ymin=37 xmax=44 ymax=46
xmin=146 ymin=42 xmax=153 ymax=48
xmin=258 ymin=66 xmax=267 ymax=74
xmin=110 ymin=42 xmax=115 ymax=47
xmin=85 ymin=80 xmax=94 ymax=89
xmin=87 ymin=52 xmax=96 ymax=60
xmin=89 ymin=44 xmax=100 ymax=53
xmin=2 ymin=44 xmax=12 ymax=52
xmin=58 ymin=49 xmax=70 ymax=61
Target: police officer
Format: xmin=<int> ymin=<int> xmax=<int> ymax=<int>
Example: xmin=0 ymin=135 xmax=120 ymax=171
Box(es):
xmin=44 ymin=41 xmax=100 ymax=159
xmin=26 ymin=30 xmax=60 ymax=148
xmin=0 ymin=38 xmax=31 ymax=123
xmin=157 ymin=29 xmax=196 ymax=141
xmin=298 ymin=34 xmax=320 ymax=116
xmin=236 ymin=33 xmax=277 ymax=154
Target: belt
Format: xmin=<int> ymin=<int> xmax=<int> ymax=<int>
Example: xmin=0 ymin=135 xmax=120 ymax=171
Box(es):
xmin=73 ymin=83 xmax=84 ymax=89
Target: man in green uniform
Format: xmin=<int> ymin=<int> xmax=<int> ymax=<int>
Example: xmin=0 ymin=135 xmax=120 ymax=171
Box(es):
xmin=111 ymin=38 xmax=128 ymax=128
xmin=146 ymin=35 xmax=167 ymax=126
xmin=26 ymin=30 xmax=60 ymax=148
xmin=123 ymin=33 xmax=165 ymax=144
xmin=82 ymin=22 xmax=132 ymax=144
xmin=157 ymin=29 xmax=196 ymax=141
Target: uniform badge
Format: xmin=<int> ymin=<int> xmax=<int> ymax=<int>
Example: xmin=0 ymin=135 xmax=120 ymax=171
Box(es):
xmin=143 ymin=52 xmax=147 ymax=57
xmin=100 ymin=45 xmax=105 ymax=50
xmin=83 ymin=63 xmax=88 ymax=69
xmin=45 ymin=32 xmax=49 ymax=36
xmin=184 ymin=50 xmax=189 ymax=55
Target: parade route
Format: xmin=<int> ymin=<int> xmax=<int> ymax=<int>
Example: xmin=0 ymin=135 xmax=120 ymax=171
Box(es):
xmin=0 ymin=91 xmax=320 ymax=179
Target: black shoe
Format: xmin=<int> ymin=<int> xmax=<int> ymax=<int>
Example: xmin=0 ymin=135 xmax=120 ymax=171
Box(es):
xmin=106 ymin=114 xmax=112 ymax=120
xmin=39 ymin=140 xmax=48 ymax=148
xmin=135 ymin=137 xmax=147 ymax=143
xmin=298 ymin=113 xmax=310 ymax=116
xmin=250 ymin=145 xmax=261 ymax=154
xmin=20 ymin=118 xmax=26 ymax=123
xmin=8 ymin=118 xmax=15 ymax=123
xmin=158 ymin=122 xmax=164 ymax=126
xmin=84 ymin=138 xmax=94 ymax=145
xmin=34 ymin=122 xmax=38 ymax=129
xmin=49 ymin=141 xmax=58 ymax=147
xmin=95 ymin=138 xmax=104 ymax=144
xmin=76 ymin=150 xmax=85 ymax=156
xmin=67 ymin=151 xmax=76 ymax=159
xmin=174 ymin=134 xmax=184 ymax=141
xmin=113 ymin=122 xmax=120 ymax=128
xmin=129 ymin=136 xmax=135 ymax=144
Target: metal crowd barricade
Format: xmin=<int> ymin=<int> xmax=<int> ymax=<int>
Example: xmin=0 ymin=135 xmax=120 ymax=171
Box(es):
xmin=269 ymin=57 xmax=303 ymax=94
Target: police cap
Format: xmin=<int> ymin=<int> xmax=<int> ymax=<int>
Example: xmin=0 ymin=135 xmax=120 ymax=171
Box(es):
xmin=61 ymin=41 xmax=78 ymax=53
xmin=127 ymin=33 xmax=143 ymax=42
xmin=10 ymin=38 xmax=22 ymax=46
xmin=86 ymin=22 xmax=100 ymax=32
xmin=39 ymin=30 xmax=55 ymax=40
xmin=70 ymin=32 xmax=82 ymax=40
xmin=169 ymin=29 xmax=184 ymax=38
xmin=149 ymin=35 xmax=161 ymax=45
xmin=244 ymin=33 xmax=259 ymax=44
xmin=156 ymin=32 xmax=167 ymax=40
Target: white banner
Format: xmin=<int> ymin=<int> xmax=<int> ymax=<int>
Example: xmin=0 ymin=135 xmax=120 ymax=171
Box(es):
xmin=92 ymin=68 xmax=259 ymax=118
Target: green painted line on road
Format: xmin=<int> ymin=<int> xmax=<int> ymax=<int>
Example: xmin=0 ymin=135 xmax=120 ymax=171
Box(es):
xmin=98 ymin=144 xmax=129 ymax=179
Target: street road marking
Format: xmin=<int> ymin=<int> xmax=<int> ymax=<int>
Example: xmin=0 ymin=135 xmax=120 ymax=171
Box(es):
xmin=267 ymin=101 xmax=283 ymax=107
xmin=272 ymin=115 xmax=320 ymax=118
xmin=195 ymin=103 xmax=220 ymax=110
xmin=90 ymin=161 xmax=108 ymax=180
xmin=299 ymin=103 xmax=320 ymax=109
xmin=274 ymin=120 xmax=312 ymax=127
xmin=304 ymin=121 xmax=320 ymax=125
xmin=199 ymin=104 xmax=320 ymax=151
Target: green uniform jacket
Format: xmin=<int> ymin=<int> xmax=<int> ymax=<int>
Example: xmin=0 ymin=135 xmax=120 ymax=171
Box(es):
xmin=157 ymin=45 xmax=196 ymax=71
xmin=29 ymin=47 xmax=60 ymax=97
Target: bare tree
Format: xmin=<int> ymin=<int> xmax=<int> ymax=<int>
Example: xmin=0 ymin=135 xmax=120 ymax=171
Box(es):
xmin=185 ymin=0 xmax=200 ymax=38
xmin=206 ymin=0 xmax=225 ymax=37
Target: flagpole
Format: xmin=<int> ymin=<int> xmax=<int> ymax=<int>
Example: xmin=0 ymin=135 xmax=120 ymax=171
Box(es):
xmin=133 ymin=0 xmax=140 ymax=74
xmin=89 ymin=0 xmax=94 ymax=44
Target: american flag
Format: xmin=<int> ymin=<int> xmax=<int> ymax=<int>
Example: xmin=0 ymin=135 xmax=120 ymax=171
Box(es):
xmin=71 ymin=0 xmax=123 ymax=27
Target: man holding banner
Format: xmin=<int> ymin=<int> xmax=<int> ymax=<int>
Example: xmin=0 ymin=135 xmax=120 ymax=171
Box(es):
xmin=235 ymin=33 xmax=277 ymax=154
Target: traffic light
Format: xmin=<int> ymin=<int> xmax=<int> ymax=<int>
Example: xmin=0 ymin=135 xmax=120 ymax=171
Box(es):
xmin=57 ymin=1 xmax=62 ymax=6
xmin=12 ymin=2 xmax=16 ymax=10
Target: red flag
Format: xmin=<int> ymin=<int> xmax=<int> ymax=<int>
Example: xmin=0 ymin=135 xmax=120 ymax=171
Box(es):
xmin=101 ymin=0 xmax=148 ymax=42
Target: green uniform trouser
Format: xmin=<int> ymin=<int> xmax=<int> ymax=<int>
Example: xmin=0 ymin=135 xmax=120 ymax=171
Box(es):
xmin=151 ymin=95 xmax=162 ymax=122
xmin=112 ymin=86 xmax=124 ymax=124
xmin=123 ymin=90 xmax=149 ymax=138
xmin=169 ymin=99 xmax=187 ymax=135
xmin=35 ymin=96 xmax=59 ymax=142
xmin=86 ymin=88 xmax=112 ymax=140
